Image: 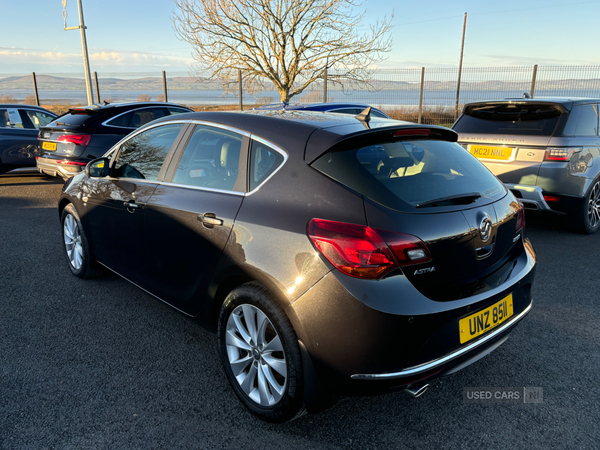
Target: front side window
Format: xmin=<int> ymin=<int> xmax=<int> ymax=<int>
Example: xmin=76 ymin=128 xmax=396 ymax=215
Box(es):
xmin=113 ymin=123 xmax=184 ymax=180
xmin=0 ymin=108 xmax=24 ymax=128
xmin=172 ymin=125 xmax=243 ymax=191
xmin=249 ymin=140 xmax=285 ymax=191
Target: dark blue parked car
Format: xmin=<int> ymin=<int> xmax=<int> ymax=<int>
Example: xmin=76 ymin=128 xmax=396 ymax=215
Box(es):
xmin=252 ymin=102 xmax=390 ymax=118
xmin=0 ymin=104 xmax=57 ymax=174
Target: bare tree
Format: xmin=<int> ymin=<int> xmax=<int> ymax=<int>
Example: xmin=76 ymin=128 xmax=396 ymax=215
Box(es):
xmin=173 ymin=0 xmax=393 ymax=102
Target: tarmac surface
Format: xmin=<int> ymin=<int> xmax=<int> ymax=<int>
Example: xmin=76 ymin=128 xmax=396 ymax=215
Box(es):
xmin=1 ymin=172 xmax=599 ymax=449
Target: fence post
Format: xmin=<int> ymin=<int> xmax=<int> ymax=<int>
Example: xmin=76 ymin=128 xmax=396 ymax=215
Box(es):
xmin=238 ymin=69 xmax=243 ymax=111
xmin=418 ymin=67 xmax=425 ymax=124
xmin=94 ymin=72 xmax=100 ymax=103
xmin=455 ymin=12 xmax=467 ymax=121
xmin=162 ymin=71 xmax=168 ymax=102
xmin=31 ymin=72 xmax=40 ymax=106
xmin=324 ymin=64 xmax=328 ymax=103
xmin=530 ymin=65 xmax=538 ymax=98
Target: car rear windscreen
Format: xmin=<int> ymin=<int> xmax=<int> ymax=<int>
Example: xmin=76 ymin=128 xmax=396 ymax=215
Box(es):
xmin=453 ymin=103 xmax=563 ymax=136
xmin=312 ymin=139 xmax=505 ymax=212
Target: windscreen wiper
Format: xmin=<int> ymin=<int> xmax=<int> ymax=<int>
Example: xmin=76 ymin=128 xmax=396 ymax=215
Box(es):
xmin=416 ymin=192 xmax=481 ymax=208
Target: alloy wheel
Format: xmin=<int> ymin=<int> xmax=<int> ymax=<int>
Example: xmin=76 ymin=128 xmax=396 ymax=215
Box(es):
xmin=225 ymin=304 xmax=287 ymax=407
xmin=588 ymin=181 xmax=600 ymax=229
xmin=63 ymin=214 xmax=84 ymax=270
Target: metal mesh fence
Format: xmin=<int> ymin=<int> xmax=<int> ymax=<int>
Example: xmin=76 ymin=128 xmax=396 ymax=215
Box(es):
xmin=1 ymin=65 xmax=600 ymax=123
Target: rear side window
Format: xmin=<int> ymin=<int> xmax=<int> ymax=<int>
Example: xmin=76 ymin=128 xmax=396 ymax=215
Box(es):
xmin=312 ymin=139 xmax=505 ymax=212
xmin=563 ymin=104 xmax=599 ymax=136
xmin=106 ymin=111 xmax=132 ymax=128
xmin=453 ymin=103 xmax=563 ymax=136
xmin=22 ymin=109 xmax=55 ymax=129
xmin=167 ymin=107 xmax=189 ymax=115
xmin=249 ymin=140 xmax=285 ymax=191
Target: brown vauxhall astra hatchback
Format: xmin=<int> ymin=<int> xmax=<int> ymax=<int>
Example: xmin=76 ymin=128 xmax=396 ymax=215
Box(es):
xmin=58 ymin=109 xmax=536 ymax=422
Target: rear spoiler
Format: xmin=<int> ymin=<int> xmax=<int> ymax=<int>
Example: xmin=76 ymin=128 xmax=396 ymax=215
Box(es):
xmin=462 ymin=101 xmax=569 ymax=115
xmin=305 ymin=125 xmax=457 ymax=164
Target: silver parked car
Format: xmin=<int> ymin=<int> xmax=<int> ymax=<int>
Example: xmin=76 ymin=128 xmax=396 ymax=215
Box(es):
xmin=453 ymin=98 xmax=600 ymax=233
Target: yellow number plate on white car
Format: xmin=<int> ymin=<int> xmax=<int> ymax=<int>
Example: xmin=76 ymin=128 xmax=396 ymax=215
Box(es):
xmin=469 ymin=145 xmax=513 ymax=161
xmin=459 ymin=295 xmax=514 ymax=344
xmin=42 ymin=141 xmax=57 ymax=151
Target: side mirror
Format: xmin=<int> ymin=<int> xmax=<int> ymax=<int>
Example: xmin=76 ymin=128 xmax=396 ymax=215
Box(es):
xmin=85 ymin=157 xmax=110 ymax=178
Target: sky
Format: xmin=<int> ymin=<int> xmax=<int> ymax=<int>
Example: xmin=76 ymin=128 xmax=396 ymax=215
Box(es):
xmin=1 ymin=0 xmax=599 ymax=75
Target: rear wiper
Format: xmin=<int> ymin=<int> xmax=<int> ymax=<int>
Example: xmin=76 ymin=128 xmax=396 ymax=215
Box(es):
xmin=416 ymin=192 xmax=481 ymax=208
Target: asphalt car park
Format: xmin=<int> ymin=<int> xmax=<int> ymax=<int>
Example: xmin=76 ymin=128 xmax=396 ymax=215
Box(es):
xmin=1 ymin=172 xmax=599 ymax=448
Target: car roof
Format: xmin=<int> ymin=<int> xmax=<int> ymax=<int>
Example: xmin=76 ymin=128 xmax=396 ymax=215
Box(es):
xmin=253 ymin=102 xmax=383 ymax=112
xmin=152 ymin=109 xmax=456 ymax=163
xmin=463 ymin=97 xmax=600 ymax=112
xmin=0 ymin=104 xmax=57 ymax=114
xmin=67 ymin=101 xmax=191 ymax=113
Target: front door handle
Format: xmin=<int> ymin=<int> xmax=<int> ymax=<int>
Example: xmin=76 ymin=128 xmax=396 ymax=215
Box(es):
xmin=123 ymin=200 xmax=143 ymax=213
xmin=198 ymin=212 xmax=223 ymax=228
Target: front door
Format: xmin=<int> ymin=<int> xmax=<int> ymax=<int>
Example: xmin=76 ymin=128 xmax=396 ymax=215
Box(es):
xmin=82 ymin=122 xmax=187 ymax=287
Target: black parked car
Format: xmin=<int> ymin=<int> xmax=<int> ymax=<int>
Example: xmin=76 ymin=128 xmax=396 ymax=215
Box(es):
xmin=37 ymin=102 xmax=192 ymax=178
xmin=58 ymin=109 xmax=536 ymax=422
xmin=0 ymin=104 xmax=57 ymax=174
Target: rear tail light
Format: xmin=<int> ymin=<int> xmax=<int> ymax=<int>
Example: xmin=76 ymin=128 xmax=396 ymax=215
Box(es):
xmin=55 ymin=160 xmax=87 ymax=166
xmin=57 ymin=134 xmax=91 ymax=146
xmin=308 ymin=219 xmax=431 ymax=279
xmin=545 ymin=147 xmax=581 ymax=161
xmin=515 ymin=202 xmax=526 ymax=232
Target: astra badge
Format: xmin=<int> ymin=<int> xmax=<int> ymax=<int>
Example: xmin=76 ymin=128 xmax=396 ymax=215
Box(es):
xmin=414 ymin=267 xmax=436 ymax=275
xmin=479 ymin=214 xmax=493 ymax=242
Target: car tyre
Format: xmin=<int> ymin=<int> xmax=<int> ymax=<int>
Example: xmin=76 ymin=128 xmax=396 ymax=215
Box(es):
xmin=218 ymin=282 xmax=306 ymax=423
xmin=571 ymin=177 xmax=600 ymax=234
xmin=61 ymin=203 xmax=103 ymax=278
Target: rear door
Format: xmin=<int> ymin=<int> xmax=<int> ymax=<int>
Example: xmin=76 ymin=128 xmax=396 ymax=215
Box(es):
xmin=141 ymin=123 xmax=248 ymax=313
xmin=82 ymin=122 xmax=188 ymax=287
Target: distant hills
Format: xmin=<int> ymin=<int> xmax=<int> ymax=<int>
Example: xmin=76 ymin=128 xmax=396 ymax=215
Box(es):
xmin=1 ymin=74 xmax=599 ymax=92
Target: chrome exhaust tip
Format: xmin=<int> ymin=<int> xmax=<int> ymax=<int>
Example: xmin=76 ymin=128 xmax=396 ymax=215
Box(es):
xmin=404 ymin=382 xmax=430 ymax=399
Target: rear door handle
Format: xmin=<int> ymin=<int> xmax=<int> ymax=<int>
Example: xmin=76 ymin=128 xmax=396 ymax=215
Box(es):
xmin=198 ymin=212 xmax=223 ymax=228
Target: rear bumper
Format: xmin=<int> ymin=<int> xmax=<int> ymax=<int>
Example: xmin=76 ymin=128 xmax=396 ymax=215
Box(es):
xmin=506 ymin=184 xmax=555 ymax=212
xmin=290 ymin=238 xmax=536 ymax=395
xmin=351 ymin=302 xmax=532 ymax=381
xmin=36 ymin=156 xmax=86 ymax=178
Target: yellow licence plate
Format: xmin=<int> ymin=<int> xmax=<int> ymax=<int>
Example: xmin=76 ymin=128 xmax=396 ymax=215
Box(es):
xmin=459 ymin=295 xmax=514 ymax=344
xmin=469 ymin=145 xmax=513 ymax=161
xmin=42 ymin=141 xmax=57 ymax=151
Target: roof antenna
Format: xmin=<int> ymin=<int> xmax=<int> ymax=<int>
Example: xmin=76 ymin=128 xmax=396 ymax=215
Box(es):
xmin=355 ymin=106 xmax=372 ymax=129
xmin=523 ymin=92 xmax=531 ymax=99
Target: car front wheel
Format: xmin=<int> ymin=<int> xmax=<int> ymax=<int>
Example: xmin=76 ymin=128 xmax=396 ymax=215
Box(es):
xmin=218 ymin=283 xmax=305 ymax=423
xmin=61 ymin=203 xmax=103 ymax=278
